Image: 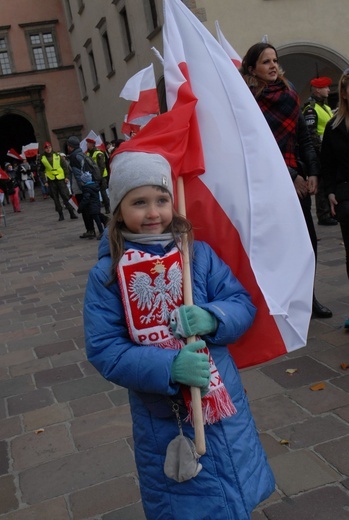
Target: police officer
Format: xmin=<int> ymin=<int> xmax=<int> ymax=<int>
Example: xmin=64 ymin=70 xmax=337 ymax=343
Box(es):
xmin=39 ymin=141 xmax=78 ymax=221
xmin=303 ymin=76 xmax=337 ymax=226
xmin=86 ymin=138 xmax=110 ymax=214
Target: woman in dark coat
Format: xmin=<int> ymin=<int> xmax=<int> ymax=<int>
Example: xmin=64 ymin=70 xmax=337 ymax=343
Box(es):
xmin=321 ymin=69 xmax=349 ymax=328
xmin=240 ymin=42 xmax=332 ymax=319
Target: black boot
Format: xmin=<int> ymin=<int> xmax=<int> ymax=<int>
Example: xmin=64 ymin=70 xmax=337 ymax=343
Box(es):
xmin=58 ymin=212 xmax=64 ymax=221
xmin=68 ymin=208 xmax=78 ymax=220
xmin=312 ymin=297 xmax=332 ymax=319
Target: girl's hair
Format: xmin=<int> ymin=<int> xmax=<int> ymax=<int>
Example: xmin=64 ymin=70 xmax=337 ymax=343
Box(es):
xmin=332 ymin=70 xmax=349 ymax=130
xmin=240 ymin=42 xmax=289 ymax=98
xmin=107 ymin=187 xmax=194 ymax=285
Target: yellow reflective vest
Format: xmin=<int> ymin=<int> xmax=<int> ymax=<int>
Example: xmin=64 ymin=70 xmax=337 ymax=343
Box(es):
xmin=90 ymin=150 xmax=108 ymax=178
xmin=41 ymin=154 xmax=65 ymax=180
xmin=313 ymin=103 xmax=333 ymax=137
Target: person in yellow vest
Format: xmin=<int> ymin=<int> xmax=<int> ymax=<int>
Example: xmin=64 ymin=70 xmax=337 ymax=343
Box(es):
xmin=303 ymin=76 xmax=337 ymax=226
xmin=39 ymin=141 xmax=78 ymax=221
xmin=86 ymin=138 xmax=110 ymax=214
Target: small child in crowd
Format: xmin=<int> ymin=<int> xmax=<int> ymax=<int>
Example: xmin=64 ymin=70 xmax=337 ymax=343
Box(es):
xmin=78 ymin=172 xmax=105 ymax=240
xmin=83 ymin=151 xmax=275 ymax=519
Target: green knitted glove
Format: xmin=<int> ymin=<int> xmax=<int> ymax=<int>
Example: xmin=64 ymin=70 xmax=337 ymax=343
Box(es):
xmin=171 ymin=340 xmax=210 ymax=388
xmin=170 ymin=305 xmax=217 ymax=339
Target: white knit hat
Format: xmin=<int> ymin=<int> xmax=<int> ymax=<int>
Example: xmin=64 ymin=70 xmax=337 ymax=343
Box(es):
xmin=109 ymin=151 xmax=173 ymax=213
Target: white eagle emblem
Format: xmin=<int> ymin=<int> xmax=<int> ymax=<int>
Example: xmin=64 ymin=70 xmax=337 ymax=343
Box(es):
xmin=129 ymin=259 xmax=182 ymax=324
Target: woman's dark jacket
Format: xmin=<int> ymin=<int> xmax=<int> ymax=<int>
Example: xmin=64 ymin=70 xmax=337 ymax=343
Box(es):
xmin=321 ymin=118 xmax=349 ymax=196
xmin=296 ymin=111 xmax=320 ymax=179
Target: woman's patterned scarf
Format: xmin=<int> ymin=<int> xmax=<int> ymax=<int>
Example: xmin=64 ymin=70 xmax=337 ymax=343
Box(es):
xmin=117 ymin=246 xmax=236 ymax=425
xmin=253 ymin=80 xmax=300 ymax=168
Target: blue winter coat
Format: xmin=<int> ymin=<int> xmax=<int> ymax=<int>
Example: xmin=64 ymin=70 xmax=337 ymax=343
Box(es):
xmin=84 ymin=236 xmax=275 ymax=520
xmin=77 ymin=181 xmax=101 ymax=216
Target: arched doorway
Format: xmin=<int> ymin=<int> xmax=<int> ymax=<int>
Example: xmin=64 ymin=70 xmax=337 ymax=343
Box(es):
xmin=0 ymin=113 xmax=36 ymax=168
xmin=277 ymin=43 xmax=349 ymax=109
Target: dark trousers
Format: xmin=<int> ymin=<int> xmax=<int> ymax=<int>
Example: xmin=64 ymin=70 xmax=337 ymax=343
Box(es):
xmin=340 ymin=222 xmax=349 ymax=279
xmin=100 ymin=177 xmax=110 ymax=212
xmin=315 ymin=177 xmax=332 ymax=222
xmin=48 ymin=179 xmax=72 ymax=214
xmin=91 ymin=213 xmax=104 ymax=234
xmin=300 ymin=193 xmax=317 ymax=261
xmin=75 ymin=193 xmax=94 ymax=232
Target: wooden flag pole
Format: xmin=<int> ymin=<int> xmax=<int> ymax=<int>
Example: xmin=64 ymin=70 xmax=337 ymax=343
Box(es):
xmin=177 ymin=176 xmax=206 ymax=455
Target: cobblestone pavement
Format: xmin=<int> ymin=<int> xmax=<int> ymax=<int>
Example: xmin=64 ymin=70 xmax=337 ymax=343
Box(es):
xmin=1 ymin=191 xmax=349 ymax=519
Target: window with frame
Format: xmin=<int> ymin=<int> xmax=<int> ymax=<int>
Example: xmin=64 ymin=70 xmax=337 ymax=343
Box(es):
xmin=96 ymin=18 xmax=114 ymax=77
xmin=143 ymin=0 xmax=159 ymax=34
xmin=120 ymin=6 xmax=133 ymax=58
xmin=74 ymin=54 xmax=88 ymax=100
xmin=29 ymin=30 xmax=59 ymax=70
xmin=84 ymin=38 xmax=99 ymax=90
xmin=0 ymin=34 xmax=13 ymax=75
xmin=112 ymin=0 xmax=134 ymax=60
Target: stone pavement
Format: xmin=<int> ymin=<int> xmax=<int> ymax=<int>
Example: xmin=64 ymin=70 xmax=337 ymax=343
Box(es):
xmin=1 ymin=190 xmax=349 ymax=520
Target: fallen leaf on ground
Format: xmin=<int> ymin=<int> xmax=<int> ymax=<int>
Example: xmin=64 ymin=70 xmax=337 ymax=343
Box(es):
xmin=340 ymin=363 xmax=349 ymax=370
xmin=34 ymin=428 xmax=45 ymax=434
xmin=286 ymin=368 xmax=298 ymax=375
xmin=279 ymin=439 xmax=289 ymax=445
xmin=310 ymin=382 xmax=325 ymax=391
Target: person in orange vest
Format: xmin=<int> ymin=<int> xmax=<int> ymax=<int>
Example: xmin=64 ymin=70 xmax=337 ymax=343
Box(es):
xmin=38 ymin=142 xmax=78 ymax=221
xmin=86 ymin=138 xmax=110 ymax=214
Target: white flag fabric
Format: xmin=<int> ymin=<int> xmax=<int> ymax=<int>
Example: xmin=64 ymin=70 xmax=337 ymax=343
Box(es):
xmin=7 ymin=148 xmax=24 ymax=161
xmin=163 ymin=0 xmax=315 ymax=367
xmin=215 ymin=21 xmax=242 ymax=68
xmin=120 ymin=63 xmax=159 ymax=137
xmin=80 ymin=130 xmax=105 ymax=153
xmin=21 ymin=143 xmax=39 ymax=158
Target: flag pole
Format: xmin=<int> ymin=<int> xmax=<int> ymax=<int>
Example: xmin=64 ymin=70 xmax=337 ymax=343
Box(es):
xmin=177 ymin=175 xmax=206 ymax=455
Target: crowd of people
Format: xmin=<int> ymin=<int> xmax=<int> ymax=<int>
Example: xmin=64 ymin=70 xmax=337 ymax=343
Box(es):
xmin=0 ymin=137 xmax=123 ymax=241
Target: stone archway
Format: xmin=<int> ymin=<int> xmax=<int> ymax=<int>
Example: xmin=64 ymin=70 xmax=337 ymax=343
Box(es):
xmin=277 ymin=42 xmax=349 ymax=107
xmin=0 ymin=113 xmax=36 ymax=168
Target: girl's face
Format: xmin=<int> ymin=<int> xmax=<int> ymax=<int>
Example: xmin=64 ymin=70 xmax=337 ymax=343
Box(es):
xmin=119 ymin=185 xmax=173 ymax=234
xmin=251 ymin=48 xmax=279 ymax=83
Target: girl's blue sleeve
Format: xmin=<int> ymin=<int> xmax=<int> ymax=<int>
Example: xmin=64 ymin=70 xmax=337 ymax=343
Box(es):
xmin=84 ymin=260 xmax=180 ymax=395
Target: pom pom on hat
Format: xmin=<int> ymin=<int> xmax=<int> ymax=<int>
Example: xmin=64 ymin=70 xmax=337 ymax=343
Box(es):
xmin=81 ymin=172 xmax=92 ymax=184
xmin=109 ymin=152 xmax=173 ymax=213
xmin=310 ymin=77 xmax=332 ymax=88
xmin=86 ymin=138 xmax=96 ymax=144
xmin=67 ymin=136 xmax=80 ymax=148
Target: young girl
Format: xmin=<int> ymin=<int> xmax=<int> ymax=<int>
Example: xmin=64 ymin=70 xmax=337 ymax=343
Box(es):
xmin=84 ymin=151 xmax=275 ymax=520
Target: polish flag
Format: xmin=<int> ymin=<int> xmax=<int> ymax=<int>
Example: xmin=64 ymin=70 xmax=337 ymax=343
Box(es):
xmin=7 ymin=148 xmax=24 ymax=161
xmin=163 ymin=0 xmax=315 ymax=368
xmin=0 ymin=168 xmax=10 ymax=180
xmin=120 ymin=63 xmax=160 ymax=136
xmin=80 ymin=130 xmax=105 ymax=153
xmin=215 ymin=21 xmax=242 ymax=68
xmin=22 ymin=143 xmax=39 ymax=158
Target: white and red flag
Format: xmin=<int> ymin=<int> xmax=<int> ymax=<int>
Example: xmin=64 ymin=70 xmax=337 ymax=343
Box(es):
xmin=7 ymin=148 xmax=24 ymax=161
xmin=215 ymin=21 xmax=242 ymax=68
xmin=80 ymin=130 xmax=105 ymax=153
xmin=120 ymin=63 xmax=160 ymax=137
xmin=162 ymin=0 xmax=315 ymax=368
xmin=21 ymin=143 xmax=38 ymax=158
